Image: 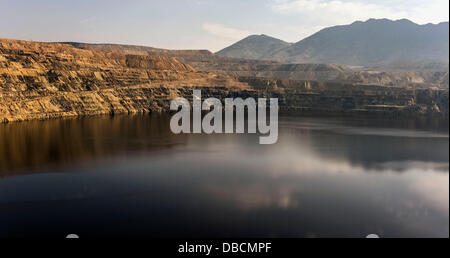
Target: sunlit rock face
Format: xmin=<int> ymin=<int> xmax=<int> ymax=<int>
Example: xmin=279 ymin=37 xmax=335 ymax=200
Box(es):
xmin=0 ymin=39 xmax=250 ymax=122
xmin=0 ymin=38 xmax=448 ymax=123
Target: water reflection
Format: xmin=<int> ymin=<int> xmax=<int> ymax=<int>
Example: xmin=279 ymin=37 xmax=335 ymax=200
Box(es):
xmin=0 ymin=114 xmax=448 ymax=237
xmin=0 ymin=114 xmax=186 ymax=177
xmin=280 ymin=116 xmax=449 ymax=172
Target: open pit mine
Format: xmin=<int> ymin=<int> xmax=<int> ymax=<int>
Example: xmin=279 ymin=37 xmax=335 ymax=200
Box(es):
xmin=0 ymin=38 xmax=448 ymax=123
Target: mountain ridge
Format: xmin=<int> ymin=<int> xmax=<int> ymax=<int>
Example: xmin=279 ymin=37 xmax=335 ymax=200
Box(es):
xmin=217 ymin=19 xmax=450 ymax=66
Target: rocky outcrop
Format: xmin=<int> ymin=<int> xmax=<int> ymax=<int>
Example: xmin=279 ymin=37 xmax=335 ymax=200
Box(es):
xmin=0 ymin=38 xmax=249 ymax=122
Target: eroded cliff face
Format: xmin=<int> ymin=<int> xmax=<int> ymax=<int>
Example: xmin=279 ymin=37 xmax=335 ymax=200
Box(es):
xmin=0 ymin=39 xmax=448 ymax=123
xmin=0 ymin=39 xmax=249 ymax=122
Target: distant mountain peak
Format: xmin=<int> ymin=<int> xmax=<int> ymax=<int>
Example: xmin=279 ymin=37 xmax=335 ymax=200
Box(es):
xmin=216 ymin=34 xmax=291 ymax=60
xmin=244 ymin=34 xmax=280 ymax=39
xmin=352 ymin=18 xmax=447 ymax=27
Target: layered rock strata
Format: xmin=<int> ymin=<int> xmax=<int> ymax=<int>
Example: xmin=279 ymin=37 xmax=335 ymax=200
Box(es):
xmin=0 ymin=39 xmax=448 ymax=123
xmin=0 ymin=39 xmax=249 ymax=122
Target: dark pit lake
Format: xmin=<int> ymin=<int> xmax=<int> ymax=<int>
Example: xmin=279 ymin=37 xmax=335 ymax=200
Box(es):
xmin=0 ymin=113 xmax=448 ymax=238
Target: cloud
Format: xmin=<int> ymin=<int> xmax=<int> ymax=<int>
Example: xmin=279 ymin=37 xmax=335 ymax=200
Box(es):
xmin=270 ymin=0 xmax=448 ymax=26
xmin=408 ymin=0 xmax=449 ymax=24
xmin=80 ymin=17 xmax=96 ymax=24
xmin=270 ymin=0 xmax=408 ymax=26
xmin=202 ymin=23 xmax=253 ymax=40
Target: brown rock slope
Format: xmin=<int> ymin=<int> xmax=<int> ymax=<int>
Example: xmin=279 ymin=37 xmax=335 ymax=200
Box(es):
xmin=64 ymin=42 xmax=448 ymax=115
xmin=68 ymin=42 xmax=449 ymax=89
xmin=0 ymin=39 xmax=249 ymax=122
xmin=0 ymin=39 xmax=448 ymax=123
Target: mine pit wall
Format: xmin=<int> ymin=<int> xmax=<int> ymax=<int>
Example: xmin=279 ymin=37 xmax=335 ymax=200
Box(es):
xmin=238 ymin=77 xmax=449 ymax=116
xmin=0 ymin=39 xmax=448 ymax=123
xmin=1 ymin=70 xmax=448 ymax=123
xmin=0 ymin=38 xmax=247 ymax=123
xmin=1 ymin=81 xmax=448 ymax=123
xmin=0 ymin=84 xmax=258 ymax=123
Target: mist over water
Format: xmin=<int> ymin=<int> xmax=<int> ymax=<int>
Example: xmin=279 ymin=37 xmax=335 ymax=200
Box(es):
xmin=0 ymin=114 xmax=448 ymax=237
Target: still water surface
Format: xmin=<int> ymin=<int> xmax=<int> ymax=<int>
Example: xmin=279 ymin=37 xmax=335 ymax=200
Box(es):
xmin=0 ymin=114 xmax=448 ymax=237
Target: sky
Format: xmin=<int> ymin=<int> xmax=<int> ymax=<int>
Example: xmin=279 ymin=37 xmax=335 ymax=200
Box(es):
xmin=1 ymin=0 xmax=448 ymax=52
